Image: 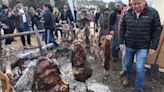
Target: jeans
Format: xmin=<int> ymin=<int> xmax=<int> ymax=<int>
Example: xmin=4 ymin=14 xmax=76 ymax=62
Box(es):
xmin=121 ymin=45 xmax=135 ymax=71
xmin=3 ymin=28 xmax=14 ymax=45
xmin=31 ymin=21 xmax=39 ymax=31
xmin=112 ymin=33 xmax=120 ymax=58
xmin=17 ymin=22 xmax=31 ymax=46
xmin=44 ymin=28 xmax=58 ymax=48
xmin=121 ymin=48 xmax=126 ymax=71
xmin=37 ymin=22 xmax=44 ymax=30
xmin=125 ymin=46 xmax=148 ymax=91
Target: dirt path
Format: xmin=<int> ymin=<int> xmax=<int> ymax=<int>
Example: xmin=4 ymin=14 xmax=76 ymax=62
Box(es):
xmin=86 ymin=49 xmax=164 ymax=92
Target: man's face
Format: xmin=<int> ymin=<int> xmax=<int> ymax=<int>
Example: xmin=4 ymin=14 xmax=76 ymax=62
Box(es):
xmin=81 ymin=8 xmax=87 ymax=13
xmin=3 ymin=8 xmax=8 ymax=14
xmin=16 ymin=3 xmax=22 ymax=9
xmin=103 ymin=10 xmax=109 ymax=15
xmin=116 ymin=5 xmax=123 ymax=11
xmin=63 ymin=5 xmax=68 ymax=11
xmin=43 ymin=5 xmax=48 ymax=11
xmin=131 ymin=0 xmax=145 ymax=12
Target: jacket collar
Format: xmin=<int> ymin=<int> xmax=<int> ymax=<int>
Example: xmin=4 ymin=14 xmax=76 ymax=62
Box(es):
xmin=128 ymin=4 xmax=148 ymax=18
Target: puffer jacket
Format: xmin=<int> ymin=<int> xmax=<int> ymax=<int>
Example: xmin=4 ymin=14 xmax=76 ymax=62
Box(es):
xmin=120 ymin=7 xmax=162 ymax=50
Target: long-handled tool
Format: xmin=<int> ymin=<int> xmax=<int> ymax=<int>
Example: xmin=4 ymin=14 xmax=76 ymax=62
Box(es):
xmin=150 ymin=28 xmax=164 ymax=78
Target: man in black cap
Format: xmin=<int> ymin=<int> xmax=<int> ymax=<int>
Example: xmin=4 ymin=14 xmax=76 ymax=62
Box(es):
xmin=109 ymin=0 xmax=124 ymax=61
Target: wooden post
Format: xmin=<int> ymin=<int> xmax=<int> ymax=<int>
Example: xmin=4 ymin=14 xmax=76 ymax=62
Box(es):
xmin=34 ymin=29 xmax=44 ymax=56
xmin=0 ymin=29 xmax=3 ymax=71
xmin=0 ymin=30 xmax=45 ymax=40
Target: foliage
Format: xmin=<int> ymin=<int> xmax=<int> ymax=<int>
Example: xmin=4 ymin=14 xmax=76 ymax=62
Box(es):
xmin=108 ymin=1 xmax=115 ymax=11
xmin=0 ymin=0 xmax=66 ymax=9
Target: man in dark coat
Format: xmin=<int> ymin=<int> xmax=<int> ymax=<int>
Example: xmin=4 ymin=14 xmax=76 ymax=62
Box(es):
xmin=14 ymin=1 xmax=32 ymax=48
xmin=0 ymin=5 xmax=15 ymax=45
xmin=60 ymin=5 xmax=74 ymax=23
xmin=120 ymin=0 xmax=162 ymax=91
xmin=42 ymin=4 xmax=58 ymax=48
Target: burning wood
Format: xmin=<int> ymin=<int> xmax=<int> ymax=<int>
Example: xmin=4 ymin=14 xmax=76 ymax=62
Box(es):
xmin=34 ymin=57 xmax=69 ymax=92
xmin=14 ymin=59 xmax=37 ymax=91
xmin=71 ymin=40 xmax=92 ymax=82
xmin=15 ymin=43 xmax=54 ymax=59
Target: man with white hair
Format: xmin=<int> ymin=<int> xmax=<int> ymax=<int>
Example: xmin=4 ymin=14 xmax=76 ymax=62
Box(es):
xmin=120 ymin=0 xmax=161 ymax=91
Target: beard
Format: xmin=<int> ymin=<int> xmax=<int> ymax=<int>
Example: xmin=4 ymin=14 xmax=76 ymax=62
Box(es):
xmin=117 ymin=10 xmax=121 ymax=14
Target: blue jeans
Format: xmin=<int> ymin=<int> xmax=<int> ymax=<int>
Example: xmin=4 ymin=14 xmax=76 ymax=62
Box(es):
xmin=112 ymin=33 xmax=120 ymax=58
xmin=121 ymin=47 xmax=127 ymax=71
xmin=125 ymin=47 xmax=148 ymax=91
xmin=121 ymin=45 xmax=135 ymax=71
xmin=17 ymin=22 xmax=31 ymax=46
xmin=44 ymin=28 xmax=58 ymax=48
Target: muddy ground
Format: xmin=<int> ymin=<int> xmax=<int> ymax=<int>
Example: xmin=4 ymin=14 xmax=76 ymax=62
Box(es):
xmin=86 ymin=50 xmax=164 ymax=92
xmin=1 ymin=35 xmax=164 ymax=92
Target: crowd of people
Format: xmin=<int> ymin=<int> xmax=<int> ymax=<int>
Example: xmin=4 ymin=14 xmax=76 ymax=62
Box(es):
xmin=0 ymin=0 xmax=162 ymax=92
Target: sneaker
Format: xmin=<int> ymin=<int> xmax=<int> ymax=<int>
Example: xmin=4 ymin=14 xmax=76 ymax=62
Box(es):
xmin=28 ymin=44 xmax=32 ymax=48
xmin=119 ymin=70 xmax=126 ymax=76
xmin=122 ymin=77 xmax=130 ymax=87
xmin=23 ymin=46 xmax=29 ymax=50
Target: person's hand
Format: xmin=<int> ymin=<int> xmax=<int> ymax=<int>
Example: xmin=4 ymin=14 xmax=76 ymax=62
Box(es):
xmin=1 ymin=23 xmax=8 ymax=29
xmin=81 ymin=15 xmax=84 ymax=19
xmin=8 ymin=12 xmax=12 ymax=17
xmin=40 ymin=20 xmax=45 ymax=23
xmin=8 ymin=11 xmax=14 ymax=17
xmin=18 ymin=13 xmax=23 ymax=16
xmin=149 ymin=49 xmax=156 ymax=55
xmin=119 ymin=44 xmax=124 ymax=52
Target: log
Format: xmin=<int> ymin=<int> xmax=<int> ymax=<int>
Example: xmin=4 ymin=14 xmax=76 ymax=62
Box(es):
xmin=0 ymin=30 xmax=44 ymax=40
xmin=87 ymin=82 xmax=111 ymax=92
xmin=0 ymin=27 xmax=63 ymax=40
xmin=15 ymin=43 xmax=54 ymax=59
xmin=14 ymin=60 xmax=37 ymax=91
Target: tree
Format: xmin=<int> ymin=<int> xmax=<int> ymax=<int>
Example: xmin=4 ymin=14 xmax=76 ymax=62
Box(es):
xmin=55 ymin=0 xmax=66 ymax=10
xmin=108 ymin=1 xmax=115 ymax=11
